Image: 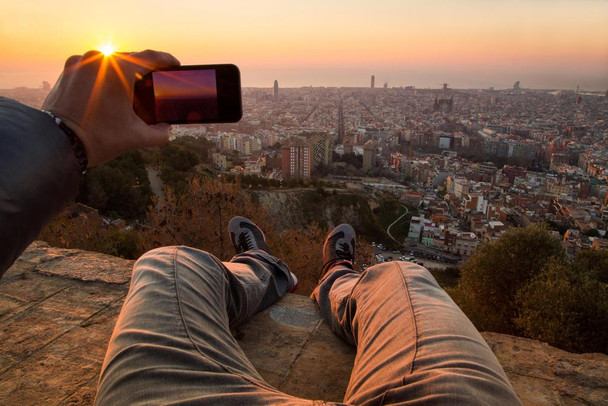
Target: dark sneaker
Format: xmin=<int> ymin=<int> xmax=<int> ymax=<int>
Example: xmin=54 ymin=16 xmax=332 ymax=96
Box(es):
xmin=228 ymin=216 xmax=298 ymax=293
xmin=322 ymin=224 xmax=356 ymax=270
xmin=228 ymin=216 xmax=271 ymax=254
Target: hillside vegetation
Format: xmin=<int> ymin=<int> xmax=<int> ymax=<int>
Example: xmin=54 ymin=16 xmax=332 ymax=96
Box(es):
xmin=254 ymin=188 xmax=399 ymax=244
xmin=39 ymin=176 xmax=375 ymax=295
xmin=37 ymin=146 xmax=608 ymax=355
xmin=450 ymin=224 xmax=608 ymax=354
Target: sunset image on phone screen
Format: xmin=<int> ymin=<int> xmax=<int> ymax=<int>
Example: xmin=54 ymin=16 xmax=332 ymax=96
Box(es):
xmin=153 ymin=69 xmax=218 ymax=123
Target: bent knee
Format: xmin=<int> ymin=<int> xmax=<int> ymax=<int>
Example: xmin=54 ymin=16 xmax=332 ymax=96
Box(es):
xmin=128 ymin=247 xmax=228 ymax=303
xmin=134 ymin=246 xmax=218 ymax=279
xmin=366 ymin=261 xmax=435 ymax=284
xmin=132 ymin=246 xmax=180 ymax=279
xmin=136 ymin=245 xmax=180 ymax=266
xmin=396 ymin=260 xmax=432 ymax=276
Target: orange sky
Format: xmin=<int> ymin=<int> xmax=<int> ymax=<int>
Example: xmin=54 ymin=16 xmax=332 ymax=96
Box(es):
xmin=1 ymin=0 xmax=607 ymax=89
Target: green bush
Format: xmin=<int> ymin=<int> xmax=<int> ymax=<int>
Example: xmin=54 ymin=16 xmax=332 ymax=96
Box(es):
xmin=452 ymin=224 xmax=565 ymax=334
xmin=572 ymin=249 xmax=608 ymax=284
xmin=38 ymin=215 xmax=144 ymax=260
xmin=515 ymin=258 xmax=608 ymax=353
xmin=77 ymin=151 xmax=153 ymax=220
xmin=160 ymin=143 xmax=199 ymax=172
xmin=451 ymin=224 xmax=608 ymax=353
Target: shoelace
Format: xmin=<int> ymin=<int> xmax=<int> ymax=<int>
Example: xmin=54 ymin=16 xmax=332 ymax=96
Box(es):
xmin=238 ymin=232 xmax=255 ymax=251
xmin=335 ymin=242 xmax=352 ymax=260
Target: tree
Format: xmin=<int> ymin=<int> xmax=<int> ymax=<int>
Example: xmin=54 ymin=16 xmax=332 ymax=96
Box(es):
xmin=572 ymin=249 xmax=608 ymax=284
xmin=160 ymin=143 xmax=199 ymax=172
xmin=171 ymin=136 xmax=212 ymax=164
xmin=450 ymin=224 xmax=565 ymax=334
xmin=141 ymin=177 xmax=374 ymax=295
xmin=142 ymin=177 xmax=261 ymax=260
xmin=157 ymin=143 xmax=201 ymax=195
xmin=77 ymin=151 xmax=153 ymax=219
xmin=38 ymin=213 xmax=143 ymax=259
xmin=334 ymin=152 xmax=363 ymax=169
xmin=583 ymin=228 xmax=600 ymax=237
xmin=515 ymin=259 xmax=608 ymax=353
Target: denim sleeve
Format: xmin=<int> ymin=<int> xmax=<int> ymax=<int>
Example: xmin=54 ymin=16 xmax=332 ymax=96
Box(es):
xmin=0 ymin=97 xmax=80 ymax=276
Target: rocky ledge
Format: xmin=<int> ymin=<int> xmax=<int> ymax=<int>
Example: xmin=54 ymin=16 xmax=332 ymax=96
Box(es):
xmin=0 ymin=242 xmax=607 ymax=405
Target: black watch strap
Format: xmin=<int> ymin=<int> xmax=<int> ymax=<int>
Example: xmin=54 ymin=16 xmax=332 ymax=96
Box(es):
xmin=43 ymin=111 xmax=88 ymax=174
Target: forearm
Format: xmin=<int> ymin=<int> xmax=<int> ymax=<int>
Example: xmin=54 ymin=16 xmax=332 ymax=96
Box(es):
xmin=0 ymin=97 xmax=81 ymax=276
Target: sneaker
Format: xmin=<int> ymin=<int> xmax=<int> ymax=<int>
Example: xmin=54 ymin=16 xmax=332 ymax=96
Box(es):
xmin=228 ymin=216 xmax=271 ymax=254
xmin=322 ymin=224 xmax=356 ymax=270
xmin=228 ymin=216 xmax=299 ymax=293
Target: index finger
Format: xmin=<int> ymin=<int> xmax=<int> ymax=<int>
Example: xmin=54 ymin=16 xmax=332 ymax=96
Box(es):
xmin=132 ymin=49 xmax=181 ymax=70
xmin=117 ymin=50 xmax=181 ymax=78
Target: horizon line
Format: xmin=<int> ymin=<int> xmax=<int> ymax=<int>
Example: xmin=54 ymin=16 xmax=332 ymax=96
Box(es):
xmin=2 ymin=85 xmax=606 ymax=93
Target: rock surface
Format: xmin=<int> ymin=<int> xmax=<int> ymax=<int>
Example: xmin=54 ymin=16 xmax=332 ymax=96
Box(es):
xmin=1 ymin=242 xmax=607 ymax=405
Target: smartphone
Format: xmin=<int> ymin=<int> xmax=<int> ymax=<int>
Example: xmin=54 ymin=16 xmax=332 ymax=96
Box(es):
xmin=133 ymin=64 xmax=242 ymax=125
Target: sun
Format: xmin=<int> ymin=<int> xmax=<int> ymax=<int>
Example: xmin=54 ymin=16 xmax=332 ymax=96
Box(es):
xmin=97 ymin=42 xmax=116 ymax=56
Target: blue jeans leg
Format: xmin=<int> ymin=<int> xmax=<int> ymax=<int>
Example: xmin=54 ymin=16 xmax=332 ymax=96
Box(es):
xmin=96 ymin=246 xmax=317 ymax=406
xmin=312 ymin=261 xmax=522 ymax=406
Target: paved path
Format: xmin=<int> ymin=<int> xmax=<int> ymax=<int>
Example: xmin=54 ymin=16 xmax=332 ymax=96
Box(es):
xmin=386 ymin=205 xmax=408 ymax=244
xmin=146 ymin=167 xmax=165 ymax=205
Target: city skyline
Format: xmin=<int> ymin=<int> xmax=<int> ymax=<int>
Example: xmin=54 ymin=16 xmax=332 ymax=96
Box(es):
xmin=1 ymin=0 xmax=607 ymax=90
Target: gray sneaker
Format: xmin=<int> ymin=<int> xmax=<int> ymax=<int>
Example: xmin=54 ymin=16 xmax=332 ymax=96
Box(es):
xmin=322 ymin=224 xmax=356 ymax=269
xmin=228 ymin=216 xmax=298 ymax=292
xmin=228 ymin=216 xmax=271 ymax=254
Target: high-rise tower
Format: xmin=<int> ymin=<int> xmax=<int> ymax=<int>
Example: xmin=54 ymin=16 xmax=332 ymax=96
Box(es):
xmin=337 ymin=96 xmax=345 ymax=144
xmin=371 ymin=75 xmax=375 ymax=89
xmin=363 ymin=140 xmax=376 ymax=172
xmin=281 ymin=134 xmax=333 ymax=178
xmin=273 ymin=80 xmax=279 ymax=101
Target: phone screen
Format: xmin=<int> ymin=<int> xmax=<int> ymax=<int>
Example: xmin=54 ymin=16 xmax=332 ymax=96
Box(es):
xmin=152 ymin=70 xmax=219 ymax=122
xmin=133 ymin=64 xmax=242 ymax=125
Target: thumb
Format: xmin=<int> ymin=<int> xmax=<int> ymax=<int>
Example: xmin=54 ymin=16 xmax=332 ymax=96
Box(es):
xmin=132 ymin=121 xmax=172 ymax=149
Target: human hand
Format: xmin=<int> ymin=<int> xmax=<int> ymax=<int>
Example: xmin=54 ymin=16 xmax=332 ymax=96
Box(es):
xmin=42 ymin=50 xmax=180 ymax=167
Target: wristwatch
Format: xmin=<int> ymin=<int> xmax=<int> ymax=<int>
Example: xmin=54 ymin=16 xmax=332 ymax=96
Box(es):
xmin=43 ymin=111 xmax=88 ymax=174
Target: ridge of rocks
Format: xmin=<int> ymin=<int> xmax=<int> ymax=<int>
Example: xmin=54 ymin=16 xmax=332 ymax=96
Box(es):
xmin=0 ymin=242 xmax=606 ymax=405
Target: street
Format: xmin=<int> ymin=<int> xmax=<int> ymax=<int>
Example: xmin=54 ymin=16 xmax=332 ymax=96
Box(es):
xmin=386 ymin=204 xmax=408 ymax=243
xmin=372 ymin=242 xmax=461 ymax=270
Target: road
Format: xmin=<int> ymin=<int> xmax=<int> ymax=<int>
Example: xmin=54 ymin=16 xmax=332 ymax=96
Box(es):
xmin=386 ymin=205 xmax=408 ymax=243
xmin=381 ymin=203 xmax=461 ymax=269
xmin=373 ymin=247 xmax=450 ymax=270
xmin=146 ymin=167 xmax=165 ymax=205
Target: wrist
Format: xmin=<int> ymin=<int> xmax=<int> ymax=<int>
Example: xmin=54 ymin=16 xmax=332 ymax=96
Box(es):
xmin=43 ymin=111 xmax=89 ymax=173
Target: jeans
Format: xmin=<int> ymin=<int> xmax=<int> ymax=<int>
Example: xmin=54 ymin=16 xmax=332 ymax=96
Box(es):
xmin=96 ymin=246 xmax=521 ymax=405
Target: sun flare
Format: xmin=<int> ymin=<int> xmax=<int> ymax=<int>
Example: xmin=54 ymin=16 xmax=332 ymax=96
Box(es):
xmin=98 ymin=43 xmax=116 ymax=56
